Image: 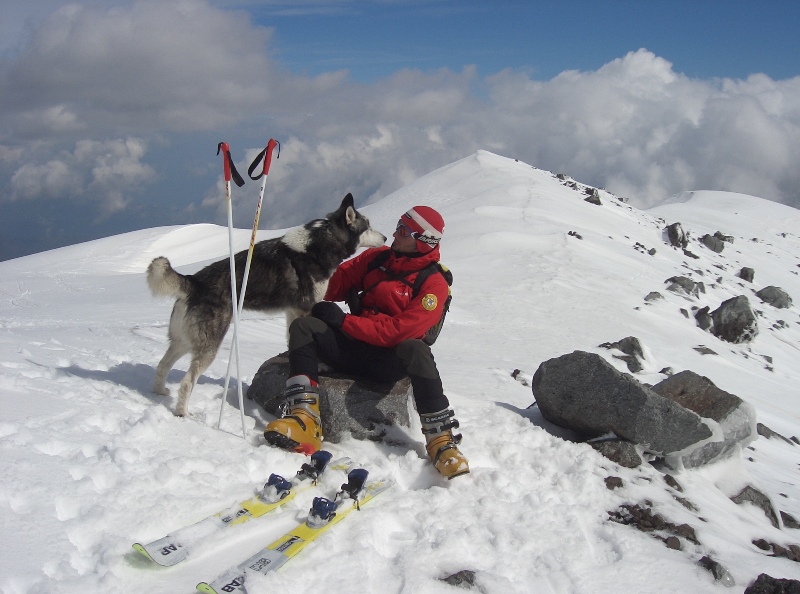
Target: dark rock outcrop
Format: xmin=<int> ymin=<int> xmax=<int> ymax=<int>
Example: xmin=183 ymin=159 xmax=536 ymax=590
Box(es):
xmin=590 ymin=439 xmax=643 ymax=468
xmin=710 ymin=295 xmax=758 ymax=343
xmin=738 ymin=267 xmax=755 ymax=282
xmin=665 ymin=222 xmax=689 ymax=249
xmin=694 ymin=306 xmax=713 ymax=330
xmin=248 ymin=353 xmax=411 ymax=443
xmin=756 ymin=286 xmax=793 ymax=309
xmin=744 ymin=573 xmax=800 ymax=594
xmin=532 ymin=351 xmax=712 ymax=456
xmin=701 ymin=233 xmax=725 ymax=253
xmin=651 ymin=371 xmax=757 ymax=468
xmin=665 ymin=276 xmax=705 ymax=298
xmin=598 ymin=336 xmax=646 ymax=373
xmin=731 ymin=485 xmax=780 ymax=529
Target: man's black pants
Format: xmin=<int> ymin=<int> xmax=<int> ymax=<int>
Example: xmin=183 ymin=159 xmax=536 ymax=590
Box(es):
xmin=287 ymin=316 xmax=449 ymax=415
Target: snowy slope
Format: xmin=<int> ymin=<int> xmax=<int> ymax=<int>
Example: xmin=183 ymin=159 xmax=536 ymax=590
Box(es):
xmin=1 ymin=151 xmax=799 ymax=594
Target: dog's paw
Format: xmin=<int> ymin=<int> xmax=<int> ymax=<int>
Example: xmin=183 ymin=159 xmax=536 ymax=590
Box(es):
xmin=153 ymin=385 xmax=170 ymax=397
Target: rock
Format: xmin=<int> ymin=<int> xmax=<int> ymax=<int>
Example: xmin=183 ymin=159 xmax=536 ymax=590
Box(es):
xmin=651 ymin=371 xmax=757 ymax=468
xmin=584 ymin=192 xmax=602 ymax=206
xmin=663 ymin=474 xmax=683 ymax=492
xmin=756 ymin=286 xmax=793 ymax=309
xmin=744 ymin=574 xmax=800 ymax=594
xmin=531 ymin=351 xmax=712 ymax=455
xmin=710 ymin=295 xmax=758 ymax=343
xmin=731 ymin=485 xmax=780 ymax=529
xmin=441 ymin=570 xmax=479 ymax=590
xmin=598 ymin=336 xmax=646 ymax=373
xmin=247 ymin=353 xmax=412 ymax=443
xmin=665 ymin=223 xmax=689 ymax=249
xmin=665 ymin=276 xmax=705 ymax=298
xmin=694 ymin=306 xmax=712 ymax=330
xmin=644 ymin=291 xmax=664 ymax=303
xmin=757 ymin=423 xmax=796 ymax=445
xmin=591 ymin=439 xmax=643 ymax=468
xmin=714 ymin=231 xmax=734 ymax=244
xmin=699 ymin=556 xmax=735 ymax=587
xmin=701 ymin=233 xmax=725 ymax=253
xmin=605 ymin=476 xmax=624 ymax=490
xmin=781 ymin=511 xmax=800 ymax=529
xmin=693 ymin=345 xmax=718 ymax=355
xmin=738 ymin=267 xmax=755 ymax=282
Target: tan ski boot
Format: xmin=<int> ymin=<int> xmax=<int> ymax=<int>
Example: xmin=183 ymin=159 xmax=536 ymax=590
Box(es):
xmin=421 ymin=409 xmax=470 ymax=479
xmin=264 ymin=379 xmax=323 ymax=455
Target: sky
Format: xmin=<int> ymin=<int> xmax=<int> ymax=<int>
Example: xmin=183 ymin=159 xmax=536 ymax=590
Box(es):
xmin=1 ymin=0 xmax=800 ymax=261
xmin=2 ymin=152 xmax=800 ymax=592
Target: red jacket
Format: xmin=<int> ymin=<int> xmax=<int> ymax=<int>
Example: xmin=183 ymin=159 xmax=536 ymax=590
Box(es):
xmin=324 ymin=246 xmax=449 ymax=348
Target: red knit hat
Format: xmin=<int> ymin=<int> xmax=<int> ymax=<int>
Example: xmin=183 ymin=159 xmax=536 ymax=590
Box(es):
xmin=399 ymin=206 xmax=444 ymax=253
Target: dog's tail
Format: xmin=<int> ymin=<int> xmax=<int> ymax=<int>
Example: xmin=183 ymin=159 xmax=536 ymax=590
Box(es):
xmin=147 ymin=257 xmax=190 ymax=298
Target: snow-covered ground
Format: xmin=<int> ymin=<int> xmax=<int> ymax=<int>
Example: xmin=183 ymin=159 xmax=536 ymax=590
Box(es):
xmin=2 ymin=151 xmax=800 ymax=593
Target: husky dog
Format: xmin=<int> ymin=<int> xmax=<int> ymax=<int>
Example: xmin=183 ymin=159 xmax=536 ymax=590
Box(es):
xmin=146 ymin=193 xmax=386 ymax=417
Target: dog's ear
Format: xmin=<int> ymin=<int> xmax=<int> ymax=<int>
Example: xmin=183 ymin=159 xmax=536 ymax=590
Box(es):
xmin=341 ymin=193 xmax=356 ymax=226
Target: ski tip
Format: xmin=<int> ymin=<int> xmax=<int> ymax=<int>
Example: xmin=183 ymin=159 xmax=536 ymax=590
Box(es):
xmin=132 ymin=543 xmax=155 ymax=562
xmin=196 ymin=582 xmax=218 ymax=594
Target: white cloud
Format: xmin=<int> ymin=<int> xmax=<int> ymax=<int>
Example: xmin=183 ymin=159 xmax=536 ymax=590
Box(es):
xmin=2 ymin=1 xmax=799 ymax=255
xmin=1 ymin=0 xmax=275 ymax=137
xmin=9 ymin=138 xmax=156 ymax=215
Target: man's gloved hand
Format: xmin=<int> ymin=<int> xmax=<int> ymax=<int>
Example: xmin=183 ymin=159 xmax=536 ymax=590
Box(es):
xmin=311 ymin=301 xmax=346 ymax=328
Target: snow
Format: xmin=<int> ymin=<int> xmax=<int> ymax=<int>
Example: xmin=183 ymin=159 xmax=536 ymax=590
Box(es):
xmin=2 ymin=150 xmax=800 ymax=593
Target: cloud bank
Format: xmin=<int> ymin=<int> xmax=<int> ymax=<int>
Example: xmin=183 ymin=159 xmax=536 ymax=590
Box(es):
xmin=1 ymin=0 xmax=799 ymax=258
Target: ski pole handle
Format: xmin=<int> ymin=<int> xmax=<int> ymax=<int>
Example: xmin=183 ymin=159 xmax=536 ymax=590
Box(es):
xmin=247 ymin=139 xmax=281 ymax=180
xmin=217 ymin=142 xmax=245 ymax=187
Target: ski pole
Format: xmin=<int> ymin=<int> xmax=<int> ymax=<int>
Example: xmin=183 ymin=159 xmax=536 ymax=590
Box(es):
xmin=217 ymin=139 xmax=280 ymax=430
xmin=216 ymin=141 xmax=247 ymax=439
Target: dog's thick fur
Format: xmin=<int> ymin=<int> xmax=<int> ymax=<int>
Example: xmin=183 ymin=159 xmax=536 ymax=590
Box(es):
xmin=146 ymin=193 xmax=386 ymax=416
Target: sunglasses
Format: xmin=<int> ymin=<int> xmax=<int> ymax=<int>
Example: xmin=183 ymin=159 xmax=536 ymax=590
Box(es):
xmin=395 ymin=222 xmax=419 ymax=239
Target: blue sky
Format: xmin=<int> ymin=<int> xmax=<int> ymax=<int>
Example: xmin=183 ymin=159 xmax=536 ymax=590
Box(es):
xmin=264 ymin=1 xmax=800 ymax=82
xmin=1 ymin=0 xmax=799 ymax=260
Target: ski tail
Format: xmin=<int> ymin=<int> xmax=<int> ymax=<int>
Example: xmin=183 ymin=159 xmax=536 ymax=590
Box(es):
xmin=147 ymin=256 xmax=190 ymax=298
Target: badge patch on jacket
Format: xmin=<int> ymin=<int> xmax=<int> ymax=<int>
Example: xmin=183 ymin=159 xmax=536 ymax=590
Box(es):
xmin=422 ymin=294 xmax=438 ymax=311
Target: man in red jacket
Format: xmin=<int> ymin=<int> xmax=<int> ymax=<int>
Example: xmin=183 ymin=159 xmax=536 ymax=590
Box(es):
xmin=264 ymin=206 xmax=469 ymax=480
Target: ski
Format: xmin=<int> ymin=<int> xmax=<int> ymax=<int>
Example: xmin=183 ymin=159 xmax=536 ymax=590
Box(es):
xmin=133 ymin=451 xmax=349 ymax=567
xmin=197 ymin=468 xmax=394 ymax=593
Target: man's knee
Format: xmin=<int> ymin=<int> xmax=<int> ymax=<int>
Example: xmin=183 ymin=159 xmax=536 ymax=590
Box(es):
xmin=288 ymin=315 xmax=328 ymax=350
xmin=395 ymin=339 xmax=438 ymax=379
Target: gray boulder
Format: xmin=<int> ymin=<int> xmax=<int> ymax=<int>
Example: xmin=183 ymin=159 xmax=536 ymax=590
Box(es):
xmin=755 ymin=286 xmax=792 ymax=309
xmin=714 ymin=231 xmax=734 ymax=244
xmin=531 ymin=351 xmax=712 ymax=456
xmin=589 ymin=439 xmax=643 ymax=468
xmin=701 ymin=234 xmax=725 ymax=253
xmin=710 ymin=295 xmax=758 ymax=343
xmin=694 ymin=306 xmax=712 ymax=330
xmin=665 ymin=222 xmax=689 ymax=249
xmin=738 ymin=267 xmax=755 ymax=282
xmin=665 ymin=276 xmax=705 ymax=298
xmin=730 ymin=485 xmax=780 ymax=529
xmin=247 ymin=353 xmax=412 ymax=443
xmin=651 ymin=371 xmax=757 ymax=468
xmin=598 ymin=336 xmax=646 ymax=373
